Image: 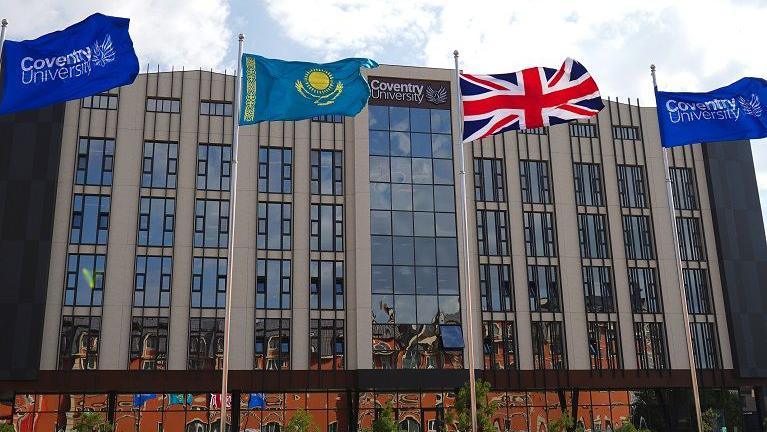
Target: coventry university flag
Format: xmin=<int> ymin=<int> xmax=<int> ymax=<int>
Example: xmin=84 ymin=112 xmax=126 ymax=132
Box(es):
xmin=655 ymin=77 xmax=767 ymax=147
xmin=0 ymin=13 xmax=139 ymax=115
xmin=239 ymin=54 xmax=377 ymax=124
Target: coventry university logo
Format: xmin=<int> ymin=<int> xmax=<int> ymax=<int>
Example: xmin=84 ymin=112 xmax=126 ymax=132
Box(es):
xmin=92 ymin=35 xmax=116 ymax=67
xmin=426 ymin=86 xmax=448 ymax=104
xmin=20 ymin=33 xmax=115 ymax=85
xmin=738 ymin=94 xmax=762 ymax=118
xmin=295 ymin=68 xmax=343 ymax=106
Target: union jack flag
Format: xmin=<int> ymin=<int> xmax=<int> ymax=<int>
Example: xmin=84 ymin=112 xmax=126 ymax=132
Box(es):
xmin=460 ymin=58 xmax=603 ymax=142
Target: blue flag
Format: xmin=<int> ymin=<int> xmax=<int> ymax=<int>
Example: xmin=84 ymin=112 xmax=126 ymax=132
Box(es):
xmin=239 ymin=54 xmax=377 ymax=124
xmin=248 ymin=393 xmax=266 ymax=409
xmin=132 ymin=393 xmax=157 ymax=408
xmin=0 ymin=13 xmax=139 ymax=115
xmin=655 ymin=77 xmax=767 ymax=148
xmin=168 ymin=393 xmax=193 ymax=406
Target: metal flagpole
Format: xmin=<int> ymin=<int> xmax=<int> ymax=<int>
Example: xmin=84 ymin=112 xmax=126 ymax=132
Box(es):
xmin=220 ymin=33 xmax=245 ymax=432
xmin=453 ymin=50 xmax=478 ymax=432
xmin=651 ymin=64 xmax=704 ymax=432
xmin=0 ymin=19 xmax=9 ymax=78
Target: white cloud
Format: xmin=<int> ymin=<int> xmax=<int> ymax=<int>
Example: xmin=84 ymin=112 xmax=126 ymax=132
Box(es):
xmin=0 ymin=0 xmax=232 ymax=70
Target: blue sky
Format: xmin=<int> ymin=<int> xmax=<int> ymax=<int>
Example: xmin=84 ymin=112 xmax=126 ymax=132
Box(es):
xmin=3 ymin=0 xmax=767 ymax=225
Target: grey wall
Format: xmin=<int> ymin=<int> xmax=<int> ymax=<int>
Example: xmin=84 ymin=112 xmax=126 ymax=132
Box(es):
xmin=704 ymin=140 xmax=767 ymax=378
xmin=0 ymin=105 xmax=64 ymax=380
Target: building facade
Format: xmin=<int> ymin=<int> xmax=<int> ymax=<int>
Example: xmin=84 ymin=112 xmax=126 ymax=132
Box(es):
xmin=1 ymin=65 xmax=767 ymax=431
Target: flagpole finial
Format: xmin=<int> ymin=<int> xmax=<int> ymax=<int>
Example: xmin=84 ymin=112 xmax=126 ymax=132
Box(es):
xmin=1 ymin=19 xmax=7 ymax=27
xmin=453 ymin=50 xmax=459 ymax=58
xmin=650 ymin=64 xmax=656 ymax=72
xmin=238 ymin=33 xmax=244 ymax=41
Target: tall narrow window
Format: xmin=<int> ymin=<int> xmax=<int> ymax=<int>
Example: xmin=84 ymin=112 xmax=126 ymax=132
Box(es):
xmin=577 ymin=214 xmax=610 ymax=259
xmin=129 ymin=317 xmax=168 ymax=370
xmin=309 ymin=319 xmax=344 ymax=370
xmin=691 ymin=322 xmax=718 ymax=369
xmin=64 ymin=254 xmax=106 ymax=306
xmin=187 ymin=317 xmax=224 ymax=370
xmin=133 ymin=256 xmax=172 ymax=308
xmin=588 ymin=321 xmax=620 ymax=370
xmin=482 ymin=321 xmax=516 ymax=370
xmin=519 ymin=160 xmax=550 ymax=204
xmin=527 ymin=265 xmax=560 ymax=312
xmin=75 ymin=138 xmax=114 ymax=186
xmin=474 ymin=158 xmax=505 ymax=202
xmin=83 ymin=93 xmax=118 ymax=110
xmin=683 ymin=269 xmax=712 ymax=314
xmin=200 ymin=100 xmax=233 ymax=116
xmin=257 ymin=202 xmax=292 ymax=250
xmin=570 ymin=123 xmax=598 ymax=138
xmin=146 ymin=97 xmax=180 ymax=113
xmin=141 ymin=141 xmax=178 ymax=189
xmin=582 ymin=266 xmax=614 ymax=313
xmin=311 ymin=150 xmax=343 ymax=195
xmin=573 ymin=163 xmax=604 ymax=206
xmin=196 ymin=144 xmax=231 ymax=191
xmin=628 ymin=267 xmax=660 ymax=313
xmin=58 ymin=316 xmax=101 ymax=370
xmin=254 ymin=318 xmax=290 ymax=370
xmin=70 ymin=194 xmax=110 ymax=245
xmin=137 ymin=197 xmax=175 ymax=247
xmin=670 ymin=167 xmax=698 ymax=210
xmin=256 ymin=259 xmax=291 ymax=310
xmin=617 ymin=165 xmax=647 ymax=208
xmin=476 ymin=210 xmax=509 ymax=256
xmin=194 ymin=199 xmax=229 ymax=248
xmin=311 ymin=204 xmax=344 ymax=252
xmin=623 ymin=215 xmax=655 ymax=260
xmin=677 ymin=217 xmax=704 ymax=261
xmin=635 ymin=322 xmax=668 ymax=370
xmin=310 ymin=260 xmax=344 ymax=310
xmin=258 ymin=147 xmax=293 ymax=193
xmin=191 ymin=257 xmax=227 ymax=308
xmin=531 ymin=321 xmax=565 ymax=370
xmin=523 ymin=212 xmax=556 ymax=257
xmin=479 ymin=264 xmax=512 ymax=312
xmin=612 ymin=125 xmax=640 ymax=140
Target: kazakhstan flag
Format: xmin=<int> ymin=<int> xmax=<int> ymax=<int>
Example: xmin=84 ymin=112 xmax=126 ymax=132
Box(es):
xmin=239 ymin=54 xmax=378 ymax=124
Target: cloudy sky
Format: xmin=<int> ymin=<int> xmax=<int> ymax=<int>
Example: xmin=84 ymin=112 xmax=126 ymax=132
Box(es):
xmin=3 ymin=0 xmax=767 ymax=223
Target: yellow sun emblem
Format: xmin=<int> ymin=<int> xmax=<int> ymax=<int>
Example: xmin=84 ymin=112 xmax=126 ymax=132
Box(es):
xmin=295 ymin=68 xmax=343 ymax=106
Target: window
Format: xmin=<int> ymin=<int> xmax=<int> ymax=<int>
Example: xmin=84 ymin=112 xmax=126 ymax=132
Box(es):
xmin=312 ymin=114 xmax=343 ymax=123
xmin=691 ymin=322 xmax=718 ymax=369
xmin=310 ymin=261 xmax=344 ymax=310
xmin=142 ymin=141 xmax=178 ymax=188
xmin=64 ymin=254 xmax=105 ymax=306
xmin=309 ymin=319 xmax=344 ymax=370
xmin=76 ymin=138 xmax=114 ymax=185
xmin=577 ymin=214 xmax=610 ymax=259
xmin=70 ymin=194 xmax=110 ymax=245
xmin=482 ymin=321 xmax=516 ymax=370
xmin=527 ymin=265 xmax=560 ymax=312
xmin=582 ymin=266 xmax=614 ymax=313
xmin=677 ymin=217 xmax=704 ymax=261
xmin=617 ymin=165 xmax=647 ymax=208
xmin=588 ymin=321 xmax=620 ymax=370
xmin=670 ymin=167 xmax=698 ymax=210
xmin=146 ymin=97 xmax=180 ymax=113
xmin=628 ymin=267 xmax=660 ymax=313
xmin=479 ymin=264 xmax=512 ymax=312
xmin=519 ymin=127 xmax=546 ymax=135
xmin=256 ymin=259 xmax=291 ymax=309
xmin=257 ymin=202 xmax=292 ymax=250
xmin=612 ymin=125 xmax=640 ymax=140
xmin=82 ymin=93 xmax=118 ymax=110
xmin=573 ymin=163 xmax=604 ymax=206
xmin=138 ymin=197 xmax=175 ymax=247
xmin=474 ymin=158 xmax=505 ymax=202
xmin=311 ymin=204 xmax=344 ymax=252
xmin=683 ymin=269 xmax=711 ymax=314
xmin=187 ymin=317 xmax=224 ymax=370
xmin=623 ymin=215 xmax=654 ymax=260
xmin=129 ymin=317 xmax=168 ymax=370
xmin=523 ymin=212 xmax=556 ymax=257
xmin=254 ymin=318 xmax=290 ymax=370
xmin=635 ymin=322 xmax=667 ymax=370
xmin=311 ymin=150 xmax=343 ymax=195
xmin=58 ymin=316 xmax=101 ymax=370
xmin=200 ymin=100 xmax=232 ymax=116
xmin=569 ymin=123 xmax=598 ymax=138
xmin=531 ymin=321 xmax=565 ymax=370
xmin=194 ymin=199 xmax=229 ymax=248
xmin=133 ymin=256 xmax=172 ymax=308
xmin=476 ymin=210 xmax=508 ymax=256
xmin=519 ymin=160 xmax=550 ymax=204
xmin=197 ymin=144 xmax=231 ymax=191
xmin=191 ymin=257 xmax=227 ymax=308
xmin=258 ymin=147 xmax=293 ymax=193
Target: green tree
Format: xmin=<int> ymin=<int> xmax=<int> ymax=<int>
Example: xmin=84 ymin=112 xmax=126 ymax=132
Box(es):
xmin=73 ymin=412 xmax=113 ymax=432
xmin=446 ymin=379 xmax=497 ymax=432
xmin=372 ymin=401 xmax=397 ymax=432
xmin=0 ymin=423 xmax=15 ymax=432
xmin=701 ymin=408 xmax=719 ymax=432
xmin=285 ymin=409 xmax=317 ymax=432
xmin=547 ymin=413 xmax=575 ymax=432
xmin=615 ymin=421 xmax=651 ymax=432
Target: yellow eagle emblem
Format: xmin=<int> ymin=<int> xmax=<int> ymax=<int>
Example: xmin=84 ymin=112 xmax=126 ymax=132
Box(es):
xmin=295 ymin=68 xmax=343 ymax=106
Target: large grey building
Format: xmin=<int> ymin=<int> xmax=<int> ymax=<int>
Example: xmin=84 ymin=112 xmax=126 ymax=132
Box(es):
xmin=1 ymin=64 xmax=766 ymax=431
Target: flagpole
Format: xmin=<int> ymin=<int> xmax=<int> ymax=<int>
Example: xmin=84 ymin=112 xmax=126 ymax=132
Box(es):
xmin=651 ymin=64 xmax=704 ymax=432
xmin=220 ymin=32 xmax=245 ymax=432
xmin=0 ymin=19 xmax=8 ymax=78
xmin=453 ymin=50 xmax=478 ymax=432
